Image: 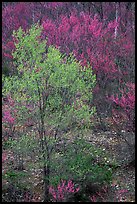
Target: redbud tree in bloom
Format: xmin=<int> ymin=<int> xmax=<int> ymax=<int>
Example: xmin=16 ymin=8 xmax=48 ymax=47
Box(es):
xmin=2 ymin=2 xmax=135 ymax=132
xmin=49 ymin=180 xmax=80 ymax=202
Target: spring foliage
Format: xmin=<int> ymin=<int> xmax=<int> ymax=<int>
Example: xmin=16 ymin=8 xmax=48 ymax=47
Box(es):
xmin=3 ymin=24 xmax=96 ymax=132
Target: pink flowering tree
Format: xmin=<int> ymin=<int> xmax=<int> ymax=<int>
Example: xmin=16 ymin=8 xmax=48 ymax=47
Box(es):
xmin=107 ymin=82 xmax=135 ymax=132
xmin=2 ymin=2 xmax=135 ymax=131
xmin=2 ymin=94 xmax=17 ymax=142
xmin=40 ymin=11 xmax=134 ymax=125
xmin=49 ymin=180 xmax=80 ymax=202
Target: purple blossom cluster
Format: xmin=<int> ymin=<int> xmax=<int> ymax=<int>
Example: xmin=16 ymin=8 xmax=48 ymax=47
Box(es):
xmin=2 ymin=2 xmax=135 ymax=133
xmin=49 ymin=180 xmax=80 ymax=202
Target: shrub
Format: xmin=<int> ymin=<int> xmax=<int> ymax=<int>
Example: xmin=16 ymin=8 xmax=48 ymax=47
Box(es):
xmin=49 ymin=180 xmax=80 ymax=202
xmin=50 ymin=137 xmax=114 ymax=189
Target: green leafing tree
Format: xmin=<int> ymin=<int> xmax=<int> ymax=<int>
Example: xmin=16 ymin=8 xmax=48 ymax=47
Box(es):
xmin=3 ymin=24 xmax=96 ymax=202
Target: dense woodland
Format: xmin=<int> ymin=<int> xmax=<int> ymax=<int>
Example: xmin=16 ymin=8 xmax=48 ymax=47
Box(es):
xmin=2 ymin=2 xmax=135 ymax=202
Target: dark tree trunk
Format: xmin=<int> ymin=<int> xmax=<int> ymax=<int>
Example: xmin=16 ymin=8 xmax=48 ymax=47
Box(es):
xmin=43 ymin=152 xmax=50 ymax=202
xmin=36 ymin=78 xmax=51 ymax=202
xmin=98 ymin=2 xmax=103 ymax=19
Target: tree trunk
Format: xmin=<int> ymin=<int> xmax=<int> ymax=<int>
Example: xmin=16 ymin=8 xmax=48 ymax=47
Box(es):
xmin=131 ymin=3 xmax=135 ymax=38
xmin=114 ymin=2 xmax=119 ymax=39
xmin=98 ymin=2 xmax=103 ymax=20
xmin=43 ymin=152 xmax=50 ymax=202
xmin=36 ymin=78 xmax=51 ymax=202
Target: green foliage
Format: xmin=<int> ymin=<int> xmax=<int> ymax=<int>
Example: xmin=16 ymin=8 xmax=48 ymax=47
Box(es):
xmin=50 ymin=138 xmax=113 ymax=187
xmin=3 ymin=23 xmax=96 ymax=133
xmin=2 ymin=65 xmax=10 ymax=76
xmin=12 ymin=24 xmax=47 ymax=71
xmin=7 ymin=134 xmax=38 ymax=157
xmin=3 ymin=170 xmax=27 ymax=181
xmin=2 ymin=24 xmax=97 ymax=201
xmin=3 ymin=169 xmax=29 ymax=191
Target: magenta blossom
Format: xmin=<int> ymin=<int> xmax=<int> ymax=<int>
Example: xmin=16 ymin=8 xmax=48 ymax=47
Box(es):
xmin=3 ymin=110 xmax=15 ymax=124
xmin=49 ymin=180 xmax=80 ymax=202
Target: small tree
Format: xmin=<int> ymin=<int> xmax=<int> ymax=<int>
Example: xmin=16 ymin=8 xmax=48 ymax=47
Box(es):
xmin=3 ymin=24 xmax=96 ymax=202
